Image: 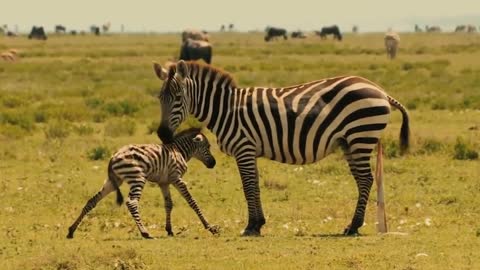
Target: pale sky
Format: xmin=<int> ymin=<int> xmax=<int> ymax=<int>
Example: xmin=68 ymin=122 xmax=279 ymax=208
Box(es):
xmin=2 ymin=0 xmax=479 ymax=33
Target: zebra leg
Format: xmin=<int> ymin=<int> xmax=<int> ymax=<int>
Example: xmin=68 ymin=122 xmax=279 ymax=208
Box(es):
xmin=343 ymin=149 xmax=375 ymax=236
xmin=159 ymin=184 xmax=174 ymax=236
xmin=67 ymin=178 xmax=117 ymax=238
xmin=173 ymin=178 xmax=219 ymax=235
xmin=236 ymin=153 xmax=265 ymax=236
xmin=125 ymin=179 xmax=152 ymax=239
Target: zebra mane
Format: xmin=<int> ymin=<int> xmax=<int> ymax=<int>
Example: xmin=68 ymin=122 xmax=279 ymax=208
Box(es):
xmin=173 ymin=127 xmax=203 ymax=139
xmin=168 ymin=61 xmax=238 ymax=88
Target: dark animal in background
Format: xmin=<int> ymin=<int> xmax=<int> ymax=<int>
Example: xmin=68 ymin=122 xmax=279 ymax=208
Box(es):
xmin=291 ymin=30 xmax=306 ymax=39
xmin=315 ymin=25 xmax=342 ymax=41
xmin=352 ymin=25 xmax=359 ymax=33
xmin=182 ymin=29 xmax=209 ymax=42
xmin=264 ymin=27 xmax=287 ymax=42
xmin=425 ymin=25 xmax=441 ymax=32
xmin=55 ymin=25 xmax=66 ymax=34
xmin=228 ymin=23 xmax=234 ymax=31
xmin=179 ymin=38 xmax=212 ymax=64
xmin=70 ymin=30 xmax=77 ymax=35
xmin=6 ymin=31 xmax=17 ymax=37
xmin=220 ymin=25 xmax=225 ymax=32
xmin=28 ymin=26 xmax=47 ymax=40
xmin=90 ymin=25 xmax=100 ymax=35
xmin=414 ymin=24 xmax=423 ymax=32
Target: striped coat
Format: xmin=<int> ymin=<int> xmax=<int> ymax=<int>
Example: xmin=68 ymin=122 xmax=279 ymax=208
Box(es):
xmin=155 ymin=61 xmax=410 ymax=236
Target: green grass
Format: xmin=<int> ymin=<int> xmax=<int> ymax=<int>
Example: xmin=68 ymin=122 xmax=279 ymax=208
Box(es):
xmin=1 ymin=33 xmax=479 ymax=269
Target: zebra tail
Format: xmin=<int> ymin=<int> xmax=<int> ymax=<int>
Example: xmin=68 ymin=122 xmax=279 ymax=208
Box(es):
xmin=108 ymin=160 xmax=124 ymax=206
xmin=387 ymin=95 xmax=410 ymax=154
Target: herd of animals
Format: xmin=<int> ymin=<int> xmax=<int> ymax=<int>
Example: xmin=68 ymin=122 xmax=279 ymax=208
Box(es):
xmin=0 ymin=21 xmax=476 ymax=238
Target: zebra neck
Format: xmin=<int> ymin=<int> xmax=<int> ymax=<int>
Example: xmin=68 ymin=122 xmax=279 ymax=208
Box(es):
xmin=171 ymin=139 xmax=193 ymax=162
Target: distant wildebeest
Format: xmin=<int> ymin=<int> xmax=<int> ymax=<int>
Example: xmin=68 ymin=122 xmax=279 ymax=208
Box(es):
xmin=90 ymin=25 xmax=100 ymax=35
xmin=264 ymin=26 xmax=287 ymax=42
xmin=352 ymin=25 xmax=359 ymax=34
xmin=455 ymin=25 xmax=467 ymax=32
xmin=228 ymin=23 xmax=234 ymax=31
xmin=291 ymin=30 xmax=306 ymax=39
xmin=467 ymin=25 xmax=477 ymax=33
xmin=414 ymin=24 xmax=423 ymax=33
xmin=28 ymin=26 xmax=47 ymax=40
xmin=220 ymin=24 xmax=225 ymax=32
xmin=315 ymin=25 xmax=342 ymax=41
xmin=425 ymin=25 xmax=441 ymax=32
xmin=384 ymin=31 xmax=400 ymax=59
xmin=182 ymin=29 xmax=209 ymax=43
xmin=6 ymin=31 xmax=17 ymax=37
xmin=55 ymin=25 xmax=66 ymax=34
xmin=70 ymin=30 xmax=77 ymax=35
xmin=179 ymin=38 xmax=212 ymax=64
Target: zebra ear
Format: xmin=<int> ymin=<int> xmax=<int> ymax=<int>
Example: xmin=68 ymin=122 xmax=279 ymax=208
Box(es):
xmin=193 ymin=134 xmax=203 ymax=142
xmin=153 ymin=62 xmax=168 ymax=81
xmin=176 ymin=60 xmax=189 ymax=80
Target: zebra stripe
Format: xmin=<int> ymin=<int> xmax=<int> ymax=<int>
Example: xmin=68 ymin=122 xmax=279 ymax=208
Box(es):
xmin=67 ymin=128 xmax=219 ymax=239
xmin=155 ymin=61 xmax=410 ymax=236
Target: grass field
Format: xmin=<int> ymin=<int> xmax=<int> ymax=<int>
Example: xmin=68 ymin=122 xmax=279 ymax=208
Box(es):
xmin=1 ymin=32 xmax=479 ymax=269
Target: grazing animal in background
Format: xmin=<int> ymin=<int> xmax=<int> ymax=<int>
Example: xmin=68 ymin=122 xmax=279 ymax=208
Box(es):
xmin=384 ymin=31 xmax=400 ymax=59
xmin=179 ymin=38 xmax=212 ymax=64
xmin=70 ymin=30 xmax=77 ymax=35
xmin=425 ymin=25 xmax=441 ymax=32
xmin=102 ymin=22 xmax=111 ymax=33
xmin=467 ymin=25 xmax=477 ymax=33
xmin=455 ymin=25 xmax=467 ymax=32
xmin=90 ymin=25 xmax=100 ymax=35
xmin=352 ymin=25 xmax=359 ymax=34
xmin=155 ymin=60 xmax=410 ymax=236
xmin=414 ymin=24 xmax=423 ymax=32
xmin=67 ymin=128 xmax=219 ymax=239
xmin=315 ymin=25 xmax=342 ymax=41
xmin=181 ymin=29 xmax=209 ymax=43
xmin=228 ymin=23 xmax=234 ymax=31
xmin=291 ymin=30 xmax=307 ymax=39
xmin=220 ymin=24 xmax=225 ymax=32
xmin=55 ymin=25 xmax=66 ymax=34
xmin=28 ymin=26 xmax=47 ymax=40
xmin=264 ymin=26 xmax=287 ymax=41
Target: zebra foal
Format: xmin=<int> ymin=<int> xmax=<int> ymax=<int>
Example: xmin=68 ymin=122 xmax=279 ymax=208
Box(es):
xmin=67 ymin=128 xmax=219 ymax=239
xmin=155 ymin=60 xmax=410 ymax=236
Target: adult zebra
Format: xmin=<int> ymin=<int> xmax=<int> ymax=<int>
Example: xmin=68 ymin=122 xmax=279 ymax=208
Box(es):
xmin=155 ymin=60 xmax=410 ymax=236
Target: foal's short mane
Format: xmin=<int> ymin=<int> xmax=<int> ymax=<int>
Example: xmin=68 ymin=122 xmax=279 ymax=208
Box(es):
xmin=173 ymin=127 xmax=203 ymax=139
xmin=168 ymin=61 xmax=238 ymax=88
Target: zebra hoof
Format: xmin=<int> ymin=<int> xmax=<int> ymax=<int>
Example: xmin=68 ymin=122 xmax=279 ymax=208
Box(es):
xmin=241 ymin=228 xmax=261 ymax=237
xmin=167 ymin=231 xmax=174 ymax=237
xmin=343 ymin=226 xmax=360 ymax=236
xmin=208 ymin=225 xmax=220 ymax=235
xmin=66 ymin=228 xmax=75 ymax=239
xmin=141 ymin=232 xmax=154 ymax=239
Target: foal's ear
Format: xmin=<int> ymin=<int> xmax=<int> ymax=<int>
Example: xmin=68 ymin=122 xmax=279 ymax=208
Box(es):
xmin=193 ymin=134 xmax=204 ymax=142
xmin=153 ymin=62 xmax=168 ymax=80
xmin=175 ymin=60 xmax=189 ymax=80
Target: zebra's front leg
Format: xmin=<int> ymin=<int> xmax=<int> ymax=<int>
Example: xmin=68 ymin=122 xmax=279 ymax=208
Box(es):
xmin=125 ymin=179 xmax=152 ymax=239
xmin=173 ymin=178 xmax=219 ymax=235
xmin=159 ymin=184 xmax=174 ymax=236
xmin=236 ymin=153 xmax=265 ymax=236
xmin=344 ymin=153 xmax=374 ymax=236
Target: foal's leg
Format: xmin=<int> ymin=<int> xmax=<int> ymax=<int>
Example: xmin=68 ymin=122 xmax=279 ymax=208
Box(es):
xmin=159 ymin=184 xmax=174 ymax=236
xmin=67 ymin=178 xmax=117 ymax=238
xmin=172 ymin=178 xmax=219 ymax=235
xmin=125 ymin=176 xmax=151 ymax=239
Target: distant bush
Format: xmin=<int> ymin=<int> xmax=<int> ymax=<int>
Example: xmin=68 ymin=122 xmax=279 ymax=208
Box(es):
xmin=92 ymin=112 xmax=107 ymax=123
xmin=453 ymin=137 xmax=478 ymax=160
xmin=417 ymin=138 xmax=445 ymax=155
xmin=0 ymin=111 xmax=35 ymax=132
xmin=2 ymin=96 xmax=24 ymax=108
xmin=383 ymin=138 xmax=400 ymax=158
xmin=73 ymin=123 xmax=95 ymax=136
xmin=104 ymin=118 xmax=136 ymax=137
xmin=146 ymin=120 xmax=159 ymax=135
xmin=87 ymin=146 xmax=111 ymax=160
xmin=103 ymin=100 xmax=139 ymax=116
xmin=85 ymin=97 xmax=104 ymax=109
xmin=0 ymin=124 xmax=30 ymax=139
xmin=45 ymin=120 xmax=71 ymax=140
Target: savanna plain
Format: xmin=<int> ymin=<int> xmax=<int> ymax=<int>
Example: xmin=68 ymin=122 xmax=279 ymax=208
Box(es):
xmin=1 ymin=32 xmax=479 ymax=269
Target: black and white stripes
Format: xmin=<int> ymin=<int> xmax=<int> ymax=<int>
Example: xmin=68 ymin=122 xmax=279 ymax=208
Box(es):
xmin=67 ymin=128 xmax=219 ymax=239
xmin=156 ymin=60 xmax=410 ymax=236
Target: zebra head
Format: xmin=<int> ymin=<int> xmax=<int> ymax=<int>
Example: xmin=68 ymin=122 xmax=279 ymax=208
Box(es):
xmin=191 ymin=133 xmax=216 ymax=169
xmin=154 ymin=60 xmax=190 ymax=143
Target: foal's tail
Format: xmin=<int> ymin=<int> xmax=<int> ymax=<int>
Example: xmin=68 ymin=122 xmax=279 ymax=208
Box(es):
xmin=387 ymin=95 xmax=410 ymax=154
xmin=108 ymin=160 xmax=124 ymax=206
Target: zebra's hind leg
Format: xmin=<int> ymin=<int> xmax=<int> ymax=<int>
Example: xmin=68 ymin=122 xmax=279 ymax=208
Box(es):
xmin=342 ymin=140 xmax=376 ymax=236
xmin=125 ymin=178 xmax=152 ymax=239
xmin=159 ymin=184 xmax=174 ymax=236
xmin=67 ymin=178 xmax=117 ymax=238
